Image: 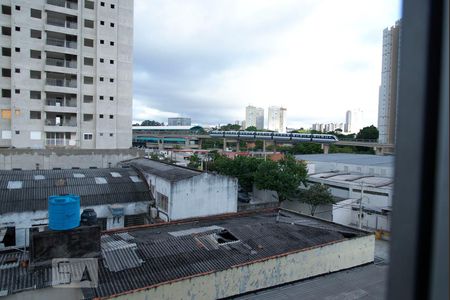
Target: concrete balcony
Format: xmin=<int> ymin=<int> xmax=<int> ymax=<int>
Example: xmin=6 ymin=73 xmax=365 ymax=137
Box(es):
xmin=44 ymin=98 xmax=77 ymax=113
xmin=45 ymin=138 xmax=78 ymax=147
xmin=44 ymin=119 xmax=77 ymax=132
xmin=45 ymin=19 xmax=78 ymax=35
xmin=45 ymin=0 xmax=78 ymax=16
xmin=45 ymin=57 xmax=78 ymax=74
xmin=45 ymin=38 xmax=77 ymax=55
xmin=45 ymin=76 xmax=77 ymax=94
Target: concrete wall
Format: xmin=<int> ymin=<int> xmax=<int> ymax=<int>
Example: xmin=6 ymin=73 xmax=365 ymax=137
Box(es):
xmin=0 ymin=149 xmax=143 ymax=170
xmin=308 ymin=162 xmax=393 ymax=177
xmin=4 ymin=286 xmax=82 ymax=300
xmin=1 ymin=201 xmax=149 ymax=247
xmin=171 ymin=173 xmax=238 ymax=220
xmin=113 ymin=234 xmax=375 ymax=300
xmin=280 ymin=200 xmax=333 ymax=221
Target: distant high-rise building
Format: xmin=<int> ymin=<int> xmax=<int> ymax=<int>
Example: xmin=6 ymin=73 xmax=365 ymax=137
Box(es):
xmin=344 ymin=110 xmax=352 ymax=133
xmin=378 ymin=20 xmax=401 ymax=144
xmin=0 ymin=0 xmax=134 ymax=149
xmin=168 ymin=117 xmax=191 ymax=126
xmin=245 ymin=106 xmax=264 ymax=130
xmin=267 ymin=106 xmax=287 ymax=133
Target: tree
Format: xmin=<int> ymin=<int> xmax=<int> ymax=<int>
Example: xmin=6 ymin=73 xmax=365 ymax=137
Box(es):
xmin=141 ymin=120 xmax=163 ymax=126
xmin=188 ymin=154 xmax=201 ymax=169
xmin=220 ymin=123 xmax=241 ymax=131
xmin=254 ymin=155 xmax=307 ymax=201
xmin=132 ymin=123 xmax=141 ymax=126
xmin=298 ymin=183 xmax=335 ymax=216
xmin=356 ymin=125 xmax=379 ymax=140
xmin=245 ymin=126 xmax=258 ymax=131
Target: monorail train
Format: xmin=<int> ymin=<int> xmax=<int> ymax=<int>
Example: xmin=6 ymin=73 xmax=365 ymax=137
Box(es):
xmin=209 ymin=131 xmax=338 ymax=143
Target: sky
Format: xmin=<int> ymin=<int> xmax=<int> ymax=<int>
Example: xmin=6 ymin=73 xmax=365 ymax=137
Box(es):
xmin=132 ymin=0 xmax=402 ymax=129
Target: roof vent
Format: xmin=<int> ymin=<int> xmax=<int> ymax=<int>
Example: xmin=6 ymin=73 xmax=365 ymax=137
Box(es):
xmin=214 ymin=229 xmax=239 ymax=244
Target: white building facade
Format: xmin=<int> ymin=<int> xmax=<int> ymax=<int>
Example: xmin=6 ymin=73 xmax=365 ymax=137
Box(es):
xmin=245 ymin=105 xmax=264 ymax=130
xmin=0 ymin=0 xmax=133 ymax=149
xmin=378 ymin=20 xmax=401 ymax=144
xmin=267 ymin=106 xmax=286 ymax=133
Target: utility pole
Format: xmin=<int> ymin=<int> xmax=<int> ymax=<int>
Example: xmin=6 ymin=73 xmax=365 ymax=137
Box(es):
xmin=359 ymin=181 xmax=364 ymax=229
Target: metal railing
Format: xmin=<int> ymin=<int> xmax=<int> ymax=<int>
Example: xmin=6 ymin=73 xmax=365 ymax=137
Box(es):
xmin=46 ymin=38 xmax=77 ymax=49
xmin=45 ymin=139 xmax=78 ymax=146
xmin=46 ymin=98 xmax=77 ymax=107
xmin=45 ymin=119 xmax=77 ymax=126
xmin=47 ymin=18 xmax=78 ymax=29
xmin=46 ymin=0 xmax=78 ymax=9
xmin=46 ymin=57 xmax=77 ymax=68
xmin=46 ymin=78 xmax=77 ymax=88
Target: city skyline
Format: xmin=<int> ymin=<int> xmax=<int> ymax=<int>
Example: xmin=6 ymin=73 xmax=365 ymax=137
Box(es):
xmin=132 ymin=0 xmax=401 ymax=129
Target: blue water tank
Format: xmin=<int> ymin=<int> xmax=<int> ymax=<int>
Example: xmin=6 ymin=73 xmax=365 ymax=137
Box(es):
xmin=48 ymin=194 xmax=80 ymax=230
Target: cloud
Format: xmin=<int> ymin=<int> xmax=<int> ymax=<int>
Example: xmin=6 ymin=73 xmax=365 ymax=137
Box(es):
xmin=133 ymin=0 xmax=401 ymax=128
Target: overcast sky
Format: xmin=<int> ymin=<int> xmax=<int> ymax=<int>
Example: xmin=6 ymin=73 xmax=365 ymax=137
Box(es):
xmin=132 ymin=0 xmax=401 ymax=128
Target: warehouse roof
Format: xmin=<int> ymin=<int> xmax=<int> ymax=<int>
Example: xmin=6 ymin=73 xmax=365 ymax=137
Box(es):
xmin=0 ymin=209 xmax=370 ymax=299
xmin=128 ymin=158 xmax=202 ymax=181
xmin=0 ymin=168 xmax=150 ymax=214
xmin=296 ymin=153 xmax=394 ymax=167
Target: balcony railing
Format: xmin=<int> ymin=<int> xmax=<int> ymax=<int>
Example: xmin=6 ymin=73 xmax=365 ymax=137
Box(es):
xmin=46 ymin=38 xmax=77 ymax=49
xmin=46 ymin=98 xmax=77 ymax=107
xmin=46 ymin=0 xmax=78 ymax=10
xmin=48 ymin=18 xmax=78 ymax=29
xmin=45 ymin=119 xmax=77 ymax=126
xmin=46 ymin=57 xmax=77 ymax=68
xmin=46 ymin=78 xmax=77 ymax=88
xmin=45 ymin=139 xmax=78 ymax=146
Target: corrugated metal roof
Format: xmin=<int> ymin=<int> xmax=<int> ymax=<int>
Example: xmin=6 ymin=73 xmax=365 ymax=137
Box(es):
xmin=129 ymin=158 xmax=202 ymax=181
xmin=0 ymin=168 xmax=150 ymax=214
xmin=0 ymin=210 xmax=369 ymax=299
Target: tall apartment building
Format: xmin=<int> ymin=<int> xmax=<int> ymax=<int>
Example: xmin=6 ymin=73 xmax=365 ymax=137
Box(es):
xmin=344 ymin=110 xmax=352 ymax=133
xmin=0 ymin=0 xmax=133 ymax=149
xmin=245 ymin=105 xmax=264 ymax=130
xmin=267 ymin=106 xmax=286 ymax=133
xmin=168 ymin=117 xmax=191 ymax=126
xmin=378 ymin=20 xmax=401 ymax=144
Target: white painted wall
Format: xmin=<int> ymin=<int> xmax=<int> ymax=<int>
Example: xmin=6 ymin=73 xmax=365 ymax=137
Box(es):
xmin=171 ymin=173 xmax=238 ymax=220
xmin=113 ymin=235 xmax=375 ymax=300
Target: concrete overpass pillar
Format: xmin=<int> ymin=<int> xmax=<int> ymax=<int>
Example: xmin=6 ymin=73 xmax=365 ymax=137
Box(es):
xmin=374 ymin=147 xmax=385 ymax=155
xmin=322 ymin=144 xmax=330 ymax=154
xmin=236 ymin=140 xmax=240 ymax=152
xmin=223 ymin=138 xmax=227 ymax=151
xmin=263 ymin=140 xmax=267 ymax=161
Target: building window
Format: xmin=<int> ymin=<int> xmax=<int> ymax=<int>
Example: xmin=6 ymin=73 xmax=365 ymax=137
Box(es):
xmin=99 ymin=77 xmax=104 ymax=82
xmin=109 ymin=133 xmax=114 ymax=137
xmin=110 ymin=23 xmax=114 ymax=28
xmin=30 ymin=70 xmax=41 ymax=79
xmin=111 ymin=4 xmax=115 ymax=9
xmin=15 ymin=47 xmax=20 ymax=52
xmin=109 ymin=115 xmax=113 ymax=119
xmin=84 ymin=76 xmax=93 ymax=84
xmin=83 ymin=114 xmax=93 ymax=121
xmin=30 ymin=50 xmax=41 ymax=59
xmin=15 ymin=68 xmax=20 ymax=73
xmin=100 ymin=39 xmax=104 ymax=44
xmin=99 ymin=133 xmax=103 ymax=136
xmin=110 ymin=41 xmax=114 ymax=46
xmin=2 ymin=47 xmax=11 ymax=56
xmin=30 ymin=111 xmax=41 ymax=119
xmin=83 ymin=95 xmax=93 ymax=103
xmin=84 ymin=19 xmax=94 ymax=28
xmin=1 ymin=109 xmax=11 ymax=119
xmin=30 ymin=8 xmax=41 ymax=18
xmin=157 ymin=193 xmax=169 ymax=212
xmin=2 ymin=89 xmax=11 ymax=98
xmin=1 ymin=26 xmax=11 ymax=36
xmin=100 ymin=20 xmax=105 ymax=25
xmin=2 ymin=5 xmax=11 ymax=15
xmin=30 ymin=91 xmax=41 ymax=100
xmin=83 ymin=133 xmax=93 ymax=140
xmin=99 ymin=95 xmax=104 ymax=100
xmin=15 ymin=109 xmax=20 ymax=116
xmin=109 ymin=78 xmax=114 ymax=83
xmin=15 ymin=5 xmax=20 ymax=11
xmin=15 ymin=130 xmax=20 ymax=135
xmin=30 ymin=29 xmax=41 ymax=39
xmin=84 ymin=38 xmax=94 ymax=47
xmin=109 ymin=96 xmax=114 ymax=101
xmin=100 ymin=2 xmax=105 ymax=7
xmin=84 ymin=57 xmax=94 ymax=66
xmin=84 ymin=0 xmax=94 ymax=9
xmin=15 ymin=26 xmax=20 ymax=31
xmin=15 ymin=89 xmax=20 ymax=94
xmin=2 ymin=68 xmax=11 ymax=77
xmin=100 ymin=58 xmax=104 ymax=63
xmin=99 ymin=114 xmax=104 ymax=118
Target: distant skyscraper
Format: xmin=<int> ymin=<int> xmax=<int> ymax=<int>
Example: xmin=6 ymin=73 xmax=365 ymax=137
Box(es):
xmin=245 ymin=106 xmax=264 ymax=129
xmin=378 ymin=20 xmax=401 ymax=144
xmin=267 ymin=106 xmax=287 ymax=133
xmin=345 ymin=110 xmax=352 ymax=133
xmin=168 ymin=117 xmax=191 ymax=126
